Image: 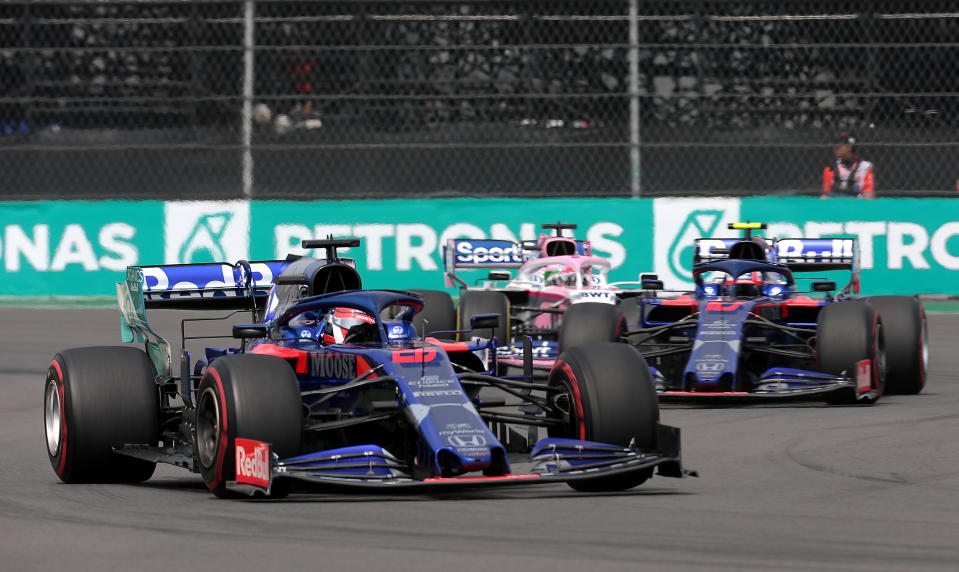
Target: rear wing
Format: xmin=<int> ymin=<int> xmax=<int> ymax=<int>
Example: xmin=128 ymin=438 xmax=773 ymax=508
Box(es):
xmin=694 ymin=237 xmax=859 ymax=293
xmin=136 ymin=260 xmax=292 ymax=309
xmin=116 ymin=260 xmax=292 ymax=377
xmin=442 ymin=237 xmax=595 ymax=287
xmin=443 ymin=239 xmax=524 ymax=287
xmin=117 ymin=238 xmax=361 ymax=381
xmin=695 ymin=237 xmax=856 ymax=270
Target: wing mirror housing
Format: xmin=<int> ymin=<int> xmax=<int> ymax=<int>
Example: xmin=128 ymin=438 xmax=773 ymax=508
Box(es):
xmin=470 ymin=313 xmax=501 ymax=330
xmin=642 ymin=279 xmax=664 ymax=291
xmin=812 ymin=281 xmax=836 ymax=292
xmin=488 ymin=271 xmax=511 ymax=280
xmin=233 ymin=324 xmax=268 ymax=339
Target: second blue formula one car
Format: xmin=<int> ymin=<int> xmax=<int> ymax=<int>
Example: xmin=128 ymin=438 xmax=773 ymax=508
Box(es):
xmin=43 ymin=239 xmax=693 ymax=498
xmin=560 ymin=223 xmax=927 ymax=404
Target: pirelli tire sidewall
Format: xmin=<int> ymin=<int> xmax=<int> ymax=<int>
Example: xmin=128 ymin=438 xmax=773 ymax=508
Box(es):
xmin=195 ymin=353 xmax=302 ymax=497
xmin=45 ymin=346 xmax=159 ymax=483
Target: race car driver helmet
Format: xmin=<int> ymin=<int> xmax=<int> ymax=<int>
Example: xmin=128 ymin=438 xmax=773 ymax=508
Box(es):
xmin=322 ymin=307 xmax=378 ymax=344
xmin=724 ymin=272 xmax=764 ymax=298
xmin=543 ymin=264 xmax=577 ymax=287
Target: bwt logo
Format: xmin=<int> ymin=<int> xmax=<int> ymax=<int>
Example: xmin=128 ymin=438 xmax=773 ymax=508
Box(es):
xmin=454 ymin=241 xmax=521 ymax=265
xmin=448 ymin=434 xmax=487 ymax=447
xmin=573 ymin=291 xmax=614 ymax=303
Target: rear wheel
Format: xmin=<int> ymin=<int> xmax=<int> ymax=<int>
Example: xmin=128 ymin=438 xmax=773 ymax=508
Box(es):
xmin=558 ymin=302 xmax=626 ymax=352
xmin=457 ymin=290 xmax=510 ymax=346
xmin=408 ymin=289 xmax=457 ymax=339
xmin=868 ymin=296 xmax=926 ymax=395
xmin=196 ymin=354 xmax=302 ymax=498
xmin=44 ymin=347 xmax=159 ymax=483
xmin=816 ymin=301 xmax=885 ymax=405
xmin=548 ymin=343 xmax=659 ymax=491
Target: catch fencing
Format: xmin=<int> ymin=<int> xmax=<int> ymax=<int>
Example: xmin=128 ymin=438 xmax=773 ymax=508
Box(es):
xmin=1 ymin=0 xmax=957 ymax=199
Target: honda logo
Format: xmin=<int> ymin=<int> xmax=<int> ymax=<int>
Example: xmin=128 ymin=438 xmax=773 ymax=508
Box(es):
xmin=448 ymin=434 xmax=487 ymax=447
xmin=696 ymin=361 xmax=724 ymax=372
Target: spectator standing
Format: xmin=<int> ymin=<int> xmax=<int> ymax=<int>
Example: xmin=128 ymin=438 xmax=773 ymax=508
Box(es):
xmin=821 ymin=132 xmax=875 ymax=199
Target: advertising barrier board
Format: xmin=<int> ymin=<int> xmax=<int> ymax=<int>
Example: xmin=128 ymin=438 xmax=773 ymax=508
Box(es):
xmin=0 ymin=197 xmax=956 ymax=297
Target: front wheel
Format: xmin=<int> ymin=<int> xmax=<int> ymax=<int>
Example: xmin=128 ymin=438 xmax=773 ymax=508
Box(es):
xmin=868 ymin=296 xmax=927 ymax=395
xmin=548 ymin=343 xmax=659 ymax=491
xmin=817 ymin=301 xmax=885 ymax=405
xmin=44 ymin=347 xmax=159 ymax=483
xmin=196 ymin=354 xmax=302 ymax=498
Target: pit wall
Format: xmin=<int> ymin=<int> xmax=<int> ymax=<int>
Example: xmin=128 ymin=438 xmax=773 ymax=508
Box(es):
xmin=1 ymin=197 xmax=956 ymax=297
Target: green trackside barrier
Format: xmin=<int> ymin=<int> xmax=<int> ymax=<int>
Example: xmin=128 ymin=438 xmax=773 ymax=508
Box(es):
xmin=1 ymin=197 xmax=957 ymax=298
xmin=0 ymin=201 xmax=164 ymax=296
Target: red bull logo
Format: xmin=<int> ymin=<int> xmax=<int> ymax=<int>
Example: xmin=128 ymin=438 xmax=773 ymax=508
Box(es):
xmin=235 ymin=438 xmax=271 ymax=489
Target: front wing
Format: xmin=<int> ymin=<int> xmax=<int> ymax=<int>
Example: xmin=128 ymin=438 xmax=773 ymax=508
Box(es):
xmin=658 ymin=363 xmax=878 ymax=403
xmin=227 ymin=424 xmax=695 ymax=496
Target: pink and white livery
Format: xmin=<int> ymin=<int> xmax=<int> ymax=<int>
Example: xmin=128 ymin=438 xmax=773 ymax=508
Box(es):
xmin=440 ymin=223 xmax=641 ymax=371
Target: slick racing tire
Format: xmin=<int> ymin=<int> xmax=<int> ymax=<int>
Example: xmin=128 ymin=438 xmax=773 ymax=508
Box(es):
xmin=816 ymin=301 xmax=886 ymax=405
xmin=409 ymin=289 xmax=457 ymax=340
xmin=558 ymin=302 xmax=627 ymax=352
xmin=196 ymin=354 xmax=302 ymax=498
xmin=457 ymin=290 xmax=510 ymax=346
xmin=868 ymin=296 xmax=927 ymax=395
xmin=44 ymin=347 xmax=159 ymax=483
xmin=548 ymin=343 xmax=659 ymax=491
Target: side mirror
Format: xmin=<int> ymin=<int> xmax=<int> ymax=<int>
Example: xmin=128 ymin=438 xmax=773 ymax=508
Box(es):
xmin=488 ymin=271 xmax=511 ymax=281
xmin=640 ymin=273 xmax=658 ymax=281
xmin=470 ymin=313 xmax=501 ymax=330
xmin=812 ymin=281 xmax=836 ymax=292
xmin=642 ymin=279 xmax=664 ymax=291
xmin=233 ymin=324 xmax=268 ymax=339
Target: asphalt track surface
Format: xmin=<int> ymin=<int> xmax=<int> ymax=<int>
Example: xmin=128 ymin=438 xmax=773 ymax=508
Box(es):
xmin=2 ymin=307 xmax=958 ymax=571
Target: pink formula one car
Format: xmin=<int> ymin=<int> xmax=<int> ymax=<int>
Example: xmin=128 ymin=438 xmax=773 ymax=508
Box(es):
xmin=413 ymin=223 xmax=642 ymax=374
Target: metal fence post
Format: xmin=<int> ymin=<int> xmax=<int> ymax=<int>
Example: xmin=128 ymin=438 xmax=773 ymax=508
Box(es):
xmin=628 ymin=0 xmax=641 ymax=198
xmin=241 ymin=0 xmax=255 ymax=199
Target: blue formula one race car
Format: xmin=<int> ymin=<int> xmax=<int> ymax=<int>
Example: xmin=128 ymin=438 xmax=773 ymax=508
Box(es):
xmin=43 ymin=239 xmax=693 ymax=498
xmin=560 ymin=223 xmax=928 ymax=405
